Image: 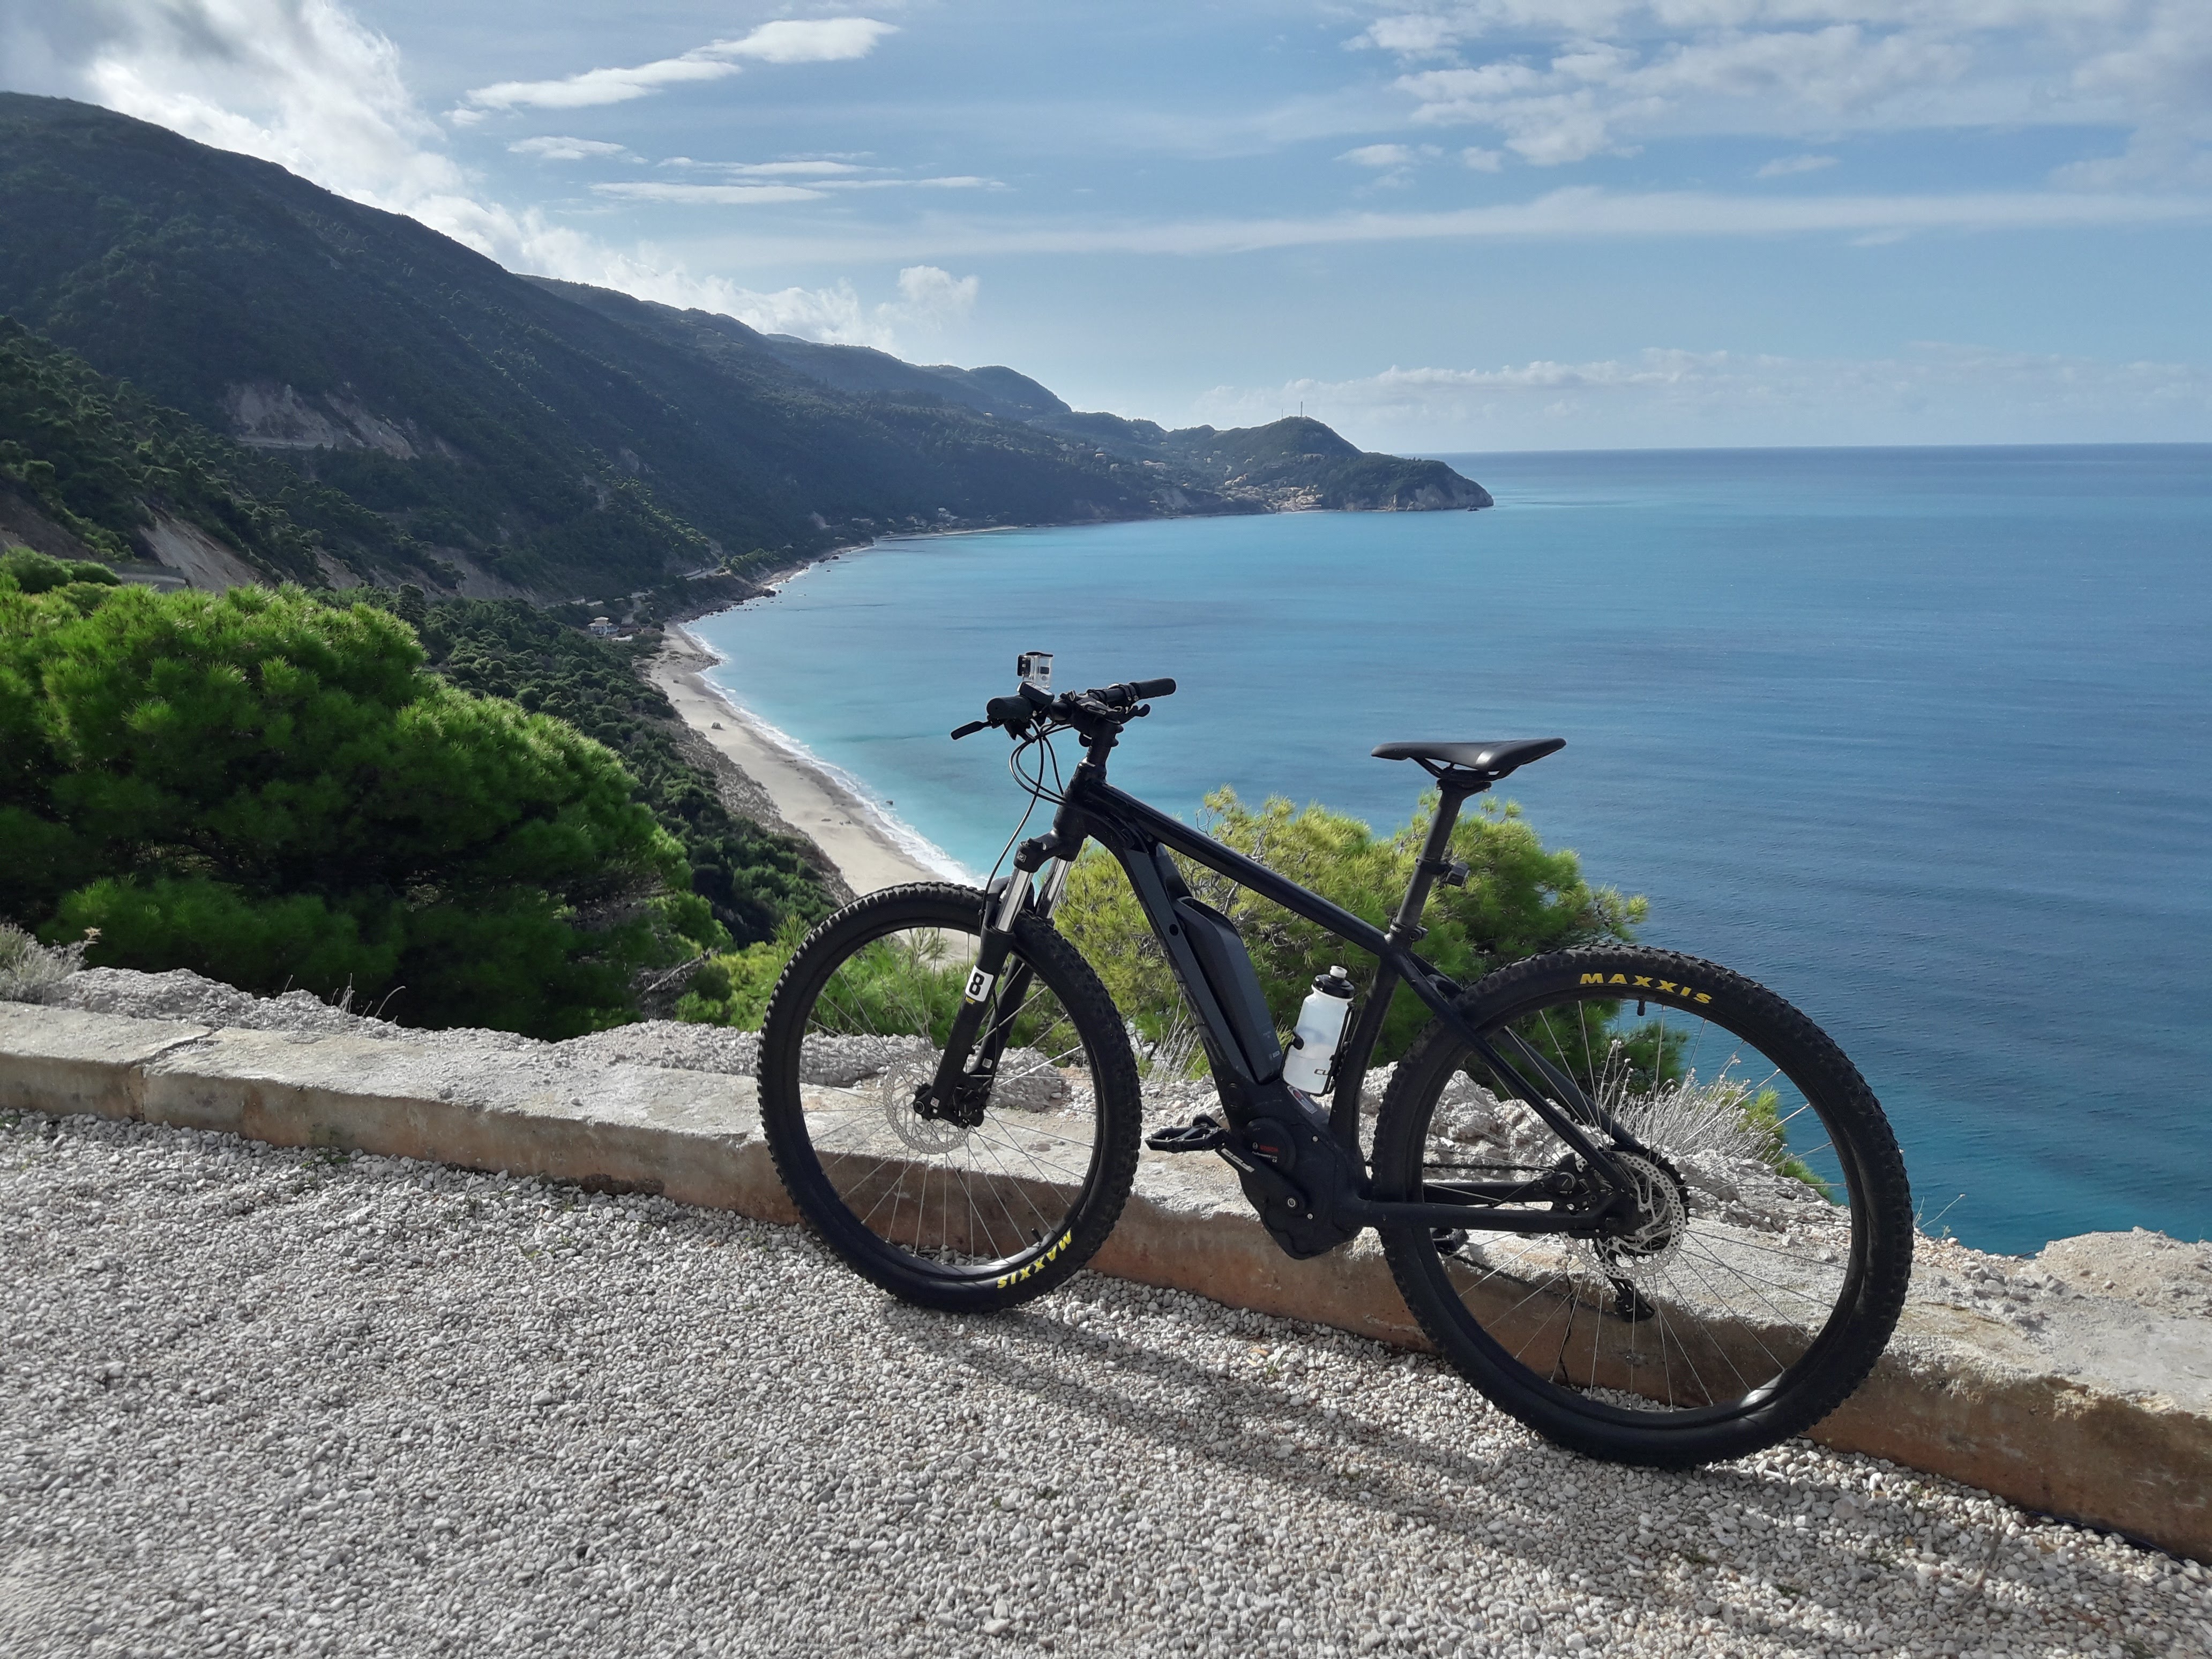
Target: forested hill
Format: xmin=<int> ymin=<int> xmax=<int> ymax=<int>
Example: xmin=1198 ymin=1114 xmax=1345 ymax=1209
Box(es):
xmin=542 ymin=283 xmax=1493 ymax=517
xmin=0 ymin=317 xmax=425 ymax=587
xmin=0 ymin=93 xmax=1488 ymax=602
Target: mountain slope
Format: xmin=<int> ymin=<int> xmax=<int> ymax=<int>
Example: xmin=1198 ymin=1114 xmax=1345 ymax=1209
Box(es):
xmin=0 ymin=316 xmax=427 ymax=587
xmin=700 ymin=310 xmax=1491 ymax=512
xmin=0 ymin=93 xmax=1488 ymax=601
xmin=0 ymin=95 xmax=1177 ymax=594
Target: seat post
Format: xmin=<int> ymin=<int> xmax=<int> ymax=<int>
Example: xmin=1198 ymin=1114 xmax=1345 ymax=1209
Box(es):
xmin=1387 ymin=777 xmax=1481 ymax=944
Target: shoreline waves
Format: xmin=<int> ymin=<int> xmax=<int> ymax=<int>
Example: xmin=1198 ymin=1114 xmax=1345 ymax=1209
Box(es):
xmin=653 ymin=626 xmax=968 ymax=895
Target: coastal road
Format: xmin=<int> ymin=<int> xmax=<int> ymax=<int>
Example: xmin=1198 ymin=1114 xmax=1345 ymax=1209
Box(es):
xmin=3 ymin=1111 xmax=2204 ymax=1659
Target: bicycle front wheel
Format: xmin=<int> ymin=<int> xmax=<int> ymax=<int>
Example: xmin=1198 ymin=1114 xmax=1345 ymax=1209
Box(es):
xmin=758 ymin=884 xmax=1141 ymax=1312
xmin=1372 ymin=945 xmax=1913 ymax=1466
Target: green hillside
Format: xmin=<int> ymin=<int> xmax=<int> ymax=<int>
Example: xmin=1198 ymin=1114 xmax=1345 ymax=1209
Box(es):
xmin=0 ymin=93 xmax=1490 ymax=603
xmin=0 ymin=317 xmax=423 ymax=584
xmin=0 ymin=95 xmax=1173 ymax=596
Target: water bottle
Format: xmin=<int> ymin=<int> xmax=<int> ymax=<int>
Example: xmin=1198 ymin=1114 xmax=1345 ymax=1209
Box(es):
xmin=1282 ymin=966 xmax=1355 ymax=1094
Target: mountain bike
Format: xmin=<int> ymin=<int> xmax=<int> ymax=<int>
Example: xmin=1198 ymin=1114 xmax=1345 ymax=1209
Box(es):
xmin=758 ymin=663 xmax=1914 ymax=1466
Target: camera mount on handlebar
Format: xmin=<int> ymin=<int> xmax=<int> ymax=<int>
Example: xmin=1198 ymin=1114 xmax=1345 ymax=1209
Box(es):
xmin=948 ymin=657 xmax=1177 ymax=745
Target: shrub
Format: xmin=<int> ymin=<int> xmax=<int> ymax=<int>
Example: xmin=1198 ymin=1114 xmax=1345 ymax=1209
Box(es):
xmin=0 ymin=548 xmax=119 ymax=594
xmin=0 ymin=579 xmax=704 ymax=1036
xmin=675 ymin=937 xmax=795 ymax=1030
xmin=409 ymin=596 xmax=834 ymax=947
xmin=0 ymin=920 xmax=88 ymax=1003
xmin=1053 ymin=787 xmax=1646 ymax=1070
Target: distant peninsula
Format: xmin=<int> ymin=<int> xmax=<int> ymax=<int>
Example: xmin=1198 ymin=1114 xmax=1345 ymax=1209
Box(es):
xmin=0 ymin=92 xmax=1489 ymax=606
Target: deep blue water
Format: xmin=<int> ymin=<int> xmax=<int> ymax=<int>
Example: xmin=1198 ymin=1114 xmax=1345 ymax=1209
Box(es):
xmin=690 ymin=446 xmax=2212 ymax=1255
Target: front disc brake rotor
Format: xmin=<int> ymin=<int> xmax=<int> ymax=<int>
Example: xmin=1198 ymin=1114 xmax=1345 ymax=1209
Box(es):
xmin=879 ymin=1058 xmax=972 ymax=1153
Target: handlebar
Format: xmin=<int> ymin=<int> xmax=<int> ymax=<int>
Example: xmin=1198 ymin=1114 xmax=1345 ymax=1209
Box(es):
xmin=950 ymin=675 xmax=1177 ymax=740
xmin=1116 ymin=677 xmax=1178 ymax=704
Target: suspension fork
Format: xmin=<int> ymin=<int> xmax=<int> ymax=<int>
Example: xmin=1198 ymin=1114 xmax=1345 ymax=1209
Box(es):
xmin=918 ymin=855 xmax=1075 ymax=1124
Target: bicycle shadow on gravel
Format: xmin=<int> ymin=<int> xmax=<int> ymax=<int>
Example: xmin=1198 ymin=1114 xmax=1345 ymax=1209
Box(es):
xmin=875 ymin=1280 xmax=2151 ymax=1657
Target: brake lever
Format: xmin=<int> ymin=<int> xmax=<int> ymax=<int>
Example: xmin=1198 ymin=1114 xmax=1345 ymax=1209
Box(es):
xmin=950 ymin=719 xmax=989 ymax=741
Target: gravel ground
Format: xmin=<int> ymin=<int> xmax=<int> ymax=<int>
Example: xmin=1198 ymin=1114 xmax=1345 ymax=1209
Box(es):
xmin=5 ymin=1112 xmax=2209 ymax=1659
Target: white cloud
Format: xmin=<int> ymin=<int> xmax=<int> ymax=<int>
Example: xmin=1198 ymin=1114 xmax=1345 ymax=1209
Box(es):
xmin=1195 ymin=343 xmax=2212 ymax=447
xmin=741 ymin=185 xmax=2212 ymax=262
xmin=460 ymin=18 xmax=896 ymax=114
xmin=509 ymin=135 xmax=631 ymax=161
xmin=14 ymin=0 xmax=940 ymax=349
xmin=1346 ymin=1 xmax=2212 ymax=182
xmin=820 ymin=175 xmax=1002 ymax=191
xmin=1462 ymin=146 xmax=1505 ymax=170
xmin=732 ymin=18 xmax=899 ymax=66
xmin=464 ymin=56 xmax=733 ymax=115
xmin=592 ymin=177 xmax=997 ymax=207
xmin=1758 ymin=153 xmax=1839 ymax=177
xmin=1342 ymin=143 xmax=1419 ymax=167
xmin=884 ymin=265 xmax=979 ymax=328
xmin=671 ymin=159 xmax=873 ymax=177
xmin=699 ymin=265 xmax=979 ymax=347
xmin=1394 ymin=26 xmax=1972 ymax=163
xmin=70 ymin=0 xmax=464 ymax=218
xmin=592 ymin=182 xmax=827 ymax=205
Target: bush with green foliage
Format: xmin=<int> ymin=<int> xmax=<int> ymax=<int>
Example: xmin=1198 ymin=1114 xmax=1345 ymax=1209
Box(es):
xmin=0 ymin=577 xmax=715 ymax=1036
xmin=674 ymin=936 xmax=796 ymax=1030
xmin=0 ymin=918 xmax=87 ymax=1003
xmin=405 ymin=595 xmax=834 ymax=947
xmin=1054 ymin=787 xmax=1645 ymax=1070
xmin=671 ymin=787 xmax=1643 ymax=1051
xmin=1 ymin=547 xmax=118 ymax=593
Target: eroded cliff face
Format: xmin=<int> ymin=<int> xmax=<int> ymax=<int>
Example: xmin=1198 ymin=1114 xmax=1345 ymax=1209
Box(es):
xmin=221 ymin=382 xmax=453 ymax=461
xmin=136 ymin=513 xmax=263 ymax=590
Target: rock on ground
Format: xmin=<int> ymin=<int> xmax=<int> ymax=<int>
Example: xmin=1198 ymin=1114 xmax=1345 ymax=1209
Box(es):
xmin=4 ymin=1111 xmax=2209 ymax=1659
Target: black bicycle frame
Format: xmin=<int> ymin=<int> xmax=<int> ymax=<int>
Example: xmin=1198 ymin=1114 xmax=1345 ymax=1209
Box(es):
xmin=995 ymin=756 xmax=1636 ymax=1238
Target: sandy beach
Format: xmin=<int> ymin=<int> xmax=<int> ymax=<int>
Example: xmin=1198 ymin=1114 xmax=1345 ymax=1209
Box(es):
xmin=650 ymin=630 xmax=955 ymax=896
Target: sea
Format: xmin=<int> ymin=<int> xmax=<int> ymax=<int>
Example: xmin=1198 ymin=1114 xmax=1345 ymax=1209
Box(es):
xmin=687 ymin=445 xmax=2212 ymax=1256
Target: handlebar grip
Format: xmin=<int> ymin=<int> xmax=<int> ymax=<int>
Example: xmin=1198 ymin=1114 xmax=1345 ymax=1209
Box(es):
xmin=985 ymin=695 xmax=1033 ymax=728
xmin=1129 ymin=677 xmax=1177 ymax=700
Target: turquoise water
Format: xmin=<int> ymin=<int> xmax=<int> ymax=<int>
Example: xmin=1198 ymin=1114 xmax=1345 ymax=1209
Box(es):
xmin=690 ymin=446 xmax=2212 ymax=1255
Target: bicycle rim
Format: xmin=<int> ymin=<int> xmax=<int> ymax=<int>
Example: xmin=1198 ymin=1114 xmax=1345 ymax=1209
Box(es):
xmin=1379 ymin=948 xmax=1910 ymax=1452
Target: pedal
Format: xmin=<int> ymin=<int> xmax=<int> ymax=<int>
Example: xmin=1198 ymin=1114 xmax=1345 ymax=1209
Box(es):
xmin=1145 ymin=1116 xmax=1228 ymax=1153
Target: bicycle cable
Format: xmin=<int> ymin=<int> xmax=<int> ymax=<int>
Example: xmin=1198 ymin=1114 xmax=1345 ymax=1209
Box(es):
xmin=982 ymin=722 xmax=1066 ymax=893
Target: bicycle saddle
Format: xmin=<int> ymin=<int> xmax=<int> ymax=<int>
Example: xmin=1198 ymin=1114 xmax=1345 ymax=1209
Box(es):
xmin=1371 ymin=737 xmax=1565 ymax=783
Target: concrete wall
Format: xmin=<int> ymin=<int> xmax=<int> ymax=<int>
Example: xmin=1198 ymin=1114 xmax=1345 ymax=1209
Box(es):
xmin=3 ymin=1001 xmax=2206 ymax=1563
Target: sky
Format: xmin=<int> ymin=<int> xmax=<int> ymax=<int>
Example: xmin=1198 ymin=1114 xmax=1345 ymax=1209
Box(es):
xmin=3 ymin=1 xmax=2209 ymax=451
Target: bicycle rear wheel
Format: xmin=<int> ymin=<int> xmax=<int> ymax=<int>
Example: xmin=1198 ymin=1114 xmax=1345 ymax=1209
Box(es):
xmin=1372 ymin=945 xmax=1912 ymax=1466
xmin=758 ymin=884 xmax=1141 ymax=1312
